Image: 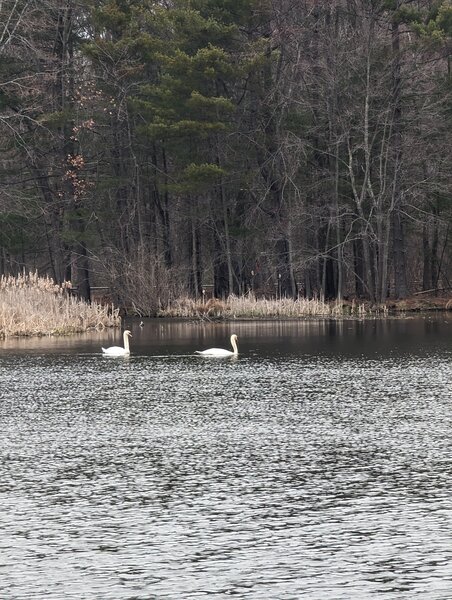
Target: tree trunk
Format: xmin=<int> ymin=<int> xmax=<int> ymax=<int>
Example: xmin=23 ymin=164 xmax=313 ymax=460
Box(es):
xmin=422 ymin=221 xmax=432 ymax=291
xmin=213 ymin=232 xmax=229 ymax=298
xmin=254 ymin=17 xmax=297 ymax=299
xmin=431 ymin=212 xmax=439 ymax=291
xmin=74 ymin=215 xmax=91 ymax=301
xmin=188 ymin=202 xmax=202 ymax=297
xmin=391 ymin=8 xmax=408 ymax=298
xmin=353 ymin=238 xmax=365 ymax=298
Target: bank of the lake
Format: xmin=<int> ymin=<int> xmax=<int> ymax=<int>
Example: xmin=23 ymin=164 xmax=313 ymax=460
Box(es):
xmin=2 ymin=273 xmax=451 ymax=338
xmin=0 ymin=272 xmax=120 ymax=339
xmin=156 ymin=293 xmax=452 ymax=320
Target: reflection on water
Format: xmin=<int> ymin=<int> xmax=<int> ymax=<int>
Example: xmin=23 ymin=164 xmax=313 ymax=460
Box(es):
xmin=0 ymin=317 xmax=451 ymax=599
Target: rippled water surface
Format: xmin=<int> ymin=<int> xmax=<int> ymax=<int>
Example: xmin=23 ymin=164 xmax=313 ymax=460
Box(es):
xmin=1 ymin=317 xmax=451 ymax=599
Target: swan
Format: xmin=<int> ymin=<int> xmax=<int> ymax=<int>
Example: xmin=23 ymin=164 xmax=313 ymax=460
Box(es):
xmin=102 ymin=330 xmax=132 ymax=356
xmin=195 ymin=334 xmax=238 ymax=357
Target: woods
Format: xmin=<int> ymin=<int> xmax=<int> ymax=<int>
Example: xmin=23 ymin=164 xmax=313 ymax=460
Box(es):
xmin=1 ymin=0 xmax=451 ymax=314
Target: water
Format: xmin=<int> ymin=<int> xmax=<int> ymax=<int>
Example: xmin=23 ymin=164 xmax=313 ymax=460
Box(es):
xmin=0 ymin=317 xmax=451 ymax=599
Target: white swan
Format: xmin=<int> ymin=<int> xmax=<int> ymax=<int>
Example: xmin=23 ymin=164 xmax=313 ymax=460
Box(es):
xmin=102 ymin=330 xmax=132 ymax=356
xmin=195 ymin=334 xmax=238 ymax=357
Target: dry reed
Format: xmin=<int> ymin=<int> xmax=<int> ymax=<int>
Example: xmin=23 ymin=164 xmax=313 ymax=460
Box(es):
xmin=0 ymin=271 xmax=121 ymax=338
xmin=158 ymin=293 xmax=377 ymax=319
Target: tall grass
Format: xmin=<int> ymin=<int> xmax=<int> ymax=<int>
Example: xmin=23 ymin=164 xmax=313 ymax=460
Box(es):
xmin=158 ymin=293 xmax=380 ymax=319
xmin=0 ymin=272 xmax=121 ymax=338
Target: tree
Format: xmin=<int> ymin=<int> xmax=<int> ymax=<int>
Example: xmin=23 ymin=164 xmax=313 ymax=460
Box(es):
xmin=0 ymin=0 xmax=451 ymax=308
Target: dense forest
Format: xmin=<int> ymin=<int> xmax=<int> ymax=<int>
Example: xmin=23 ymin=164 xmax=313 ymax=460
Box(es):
xmin=0 ymin=0 xmax=451 ymax=313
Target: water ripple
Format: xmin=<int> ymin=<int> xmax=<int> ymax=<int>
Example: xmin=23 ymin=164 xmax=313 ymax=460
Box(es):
xmin=0 ymin=320 xmax=451 ymax=598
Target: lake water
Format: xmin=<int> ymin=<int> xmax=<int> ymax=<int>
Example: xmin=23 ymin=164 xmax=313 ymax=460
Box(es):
xmin=0 ymin=317 xmax=451 ymax=599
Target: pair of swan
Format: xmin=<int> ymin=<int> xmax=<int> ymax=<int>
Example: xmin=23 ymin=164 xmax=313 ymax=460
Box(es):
xmin=102 ymin=331 xmax=239 ymax=357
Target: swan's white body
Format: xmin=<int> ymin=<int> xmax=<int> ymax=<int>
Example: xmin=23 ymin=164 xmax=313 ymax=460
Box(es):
xmin=102 ymin=330 xmax=132 ymax=356
xmin=195 ymin=334 xmax=238 ymax=357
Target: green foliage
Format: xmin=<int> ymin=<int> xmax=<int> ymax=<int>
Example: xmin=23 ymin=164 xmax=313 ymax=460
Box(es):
xmin=393 ymin=6 xmax=423 ymax=25
xmin=146 ymin=119 xmax=228 ymax=140
xmin=37 ymin=110 xmax=74 ymax=129
xmin=124 ymin=4 xmax=246 ymax=167
xmin=128 ymin=33 xmax=167 ymax=60
xmin=283 ymin=109 xmax=313 ymax=135
xmin=382 ymin=0 xmax=451 ymax=38
xmin=189 ymin=0 xmax=256 ymax=26
xmin=411 ymin=1 xmax=452 ymax=40
xmin=0 ymin=55 xmax=26 ymax=109
xmin=436 ymin=2 xmax=452 ymax=35
xmin=184 ymin=162 xmax=225 ymax=181
xmin=62 ymin=211 xmax=99 ymax=245
xmin=186 ymin=91 xmax=234 ymax=115
xmin=0 ymin=213 xmax=30 ymax=253
xmin=168 ymin=162 xmax=225 ymax=193
xmin=92 ymin=1 xmax=133 ymax=36
xmin=161 ymin=5 xmax=239 ymax=52
xmin=3 ymin=0 xmax=450 ymax=306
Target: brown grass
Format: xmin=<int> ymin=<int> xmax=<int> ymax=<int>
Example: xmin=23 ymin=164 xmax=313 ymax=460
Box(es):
xmin=0 ymin=271 xmax=121 ymax=338
xmin=158 ymin=293 xmax=376 ymax=319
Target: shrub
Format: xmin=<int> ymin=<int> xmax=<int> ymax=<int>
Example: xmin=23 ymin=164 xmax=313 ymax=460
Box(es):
xmin=158 ymin=293 xmax=371 ymax=319
xmin=0 ymin=271 xmax=120 ymax=338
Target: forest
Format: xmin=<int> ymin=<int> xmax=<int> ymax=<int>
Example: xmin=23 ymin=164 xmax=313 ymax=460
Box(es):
xmin=0 ymin=0 xmax=451 ymax=315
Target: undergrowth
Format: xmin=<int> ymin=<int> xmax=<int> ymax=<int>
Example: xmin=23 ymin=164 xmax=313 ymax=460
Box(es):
xmin=0 ymin=272 xmax=120 ymax=338
xmin=158 ymin=293 xmax=381 ymax=319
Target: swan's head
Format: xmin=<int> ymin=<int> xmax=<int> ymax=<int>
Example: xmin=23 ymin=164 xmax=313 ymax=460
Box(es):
xmin=124 ymin=330 xmax=132 ymax=337
xmin=231 ymin=334 xmax=238 ymax=342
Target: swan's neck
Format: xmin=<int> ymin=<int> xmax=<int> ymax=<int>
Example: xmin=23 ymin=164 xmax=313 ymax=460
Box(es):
xmin=231 ymin=337 xmax=238 ymax=355
xmin=123 ymin=333 xmax=130 ymax=352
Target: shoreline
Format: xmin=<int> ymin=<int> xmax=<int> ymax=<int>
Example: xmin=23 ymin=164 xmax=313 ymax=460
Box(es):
xmin=1 ymin=293 xmax=450 ymax=339
xmin=155 ymin=294 xmax=452 ymax=320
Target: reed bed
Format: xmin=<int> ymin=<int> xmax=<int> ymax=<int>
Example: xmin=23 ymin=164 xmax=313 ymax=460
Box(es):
xmin=159 ymin=293 xmax=377 ymax=319
xmin=0 ymin=272 xmax=121 ymax=338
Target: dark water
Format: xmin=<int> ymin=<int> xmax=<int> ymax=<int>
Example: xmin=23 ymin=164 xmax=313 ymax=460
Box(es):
xmin=1 ymin=317 xmax=451 ymax=599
